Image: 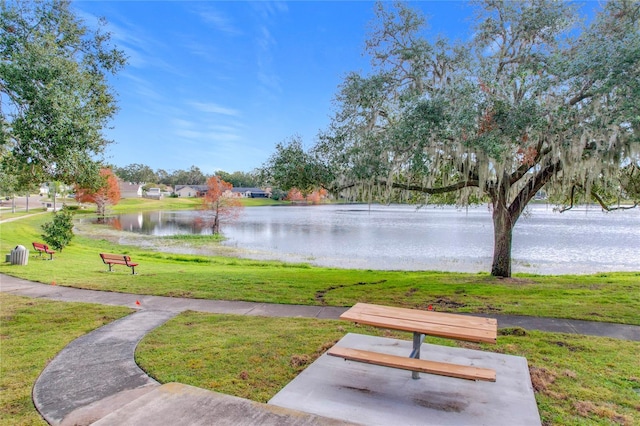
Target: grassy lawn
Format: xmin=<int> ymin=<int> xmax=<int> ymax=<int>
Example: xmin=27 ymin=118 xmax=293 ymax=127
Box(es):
xmin=136 ymin=311 xmax=640 ymax=425
xmin=0 ymin=294 xmax=132 ymax=426
xmin=3 ymin=293 xmax=637 ymax=425
xmin=1 ymin=213 xmax=638 ymax=324
xmin=110 ymin=196 xmax=283 ymax=212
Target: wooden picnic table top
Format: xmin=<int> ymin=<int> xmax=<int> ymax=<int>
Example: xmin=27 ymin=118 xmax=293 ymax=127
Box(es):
xmin=340 ymin=303 xmax=497 ymax=344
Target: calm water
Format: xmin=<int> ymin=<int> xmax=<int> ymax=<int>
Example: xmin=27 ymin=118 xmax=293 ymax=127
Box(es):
xmin=106 ymin=204 xmax=639 ymax=274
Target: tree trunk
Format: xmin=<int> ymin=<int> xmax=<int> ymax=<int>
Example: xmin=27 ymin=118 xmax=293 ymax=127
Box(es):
xmin=212 ymin=213 xmax=220 ymax=235
xmin=97 ymin=201 xmax=105 ymax=217
xmin=491 ymin=201 xmax=514 ymax=278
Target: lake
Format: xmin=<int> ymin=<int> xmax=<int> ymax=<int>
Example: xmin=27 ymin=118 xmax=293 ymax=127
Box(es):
xmin=106 ymin=204 xmax=640 ymax=274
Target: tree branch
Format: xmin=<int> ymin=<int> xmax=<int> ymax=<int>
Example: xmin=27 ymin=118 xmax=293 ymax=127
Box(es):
xmin=509 ymin=141 xmax=550 ymax=185
xmin=382 ymin=179 xmax=480 ymax=194
xmin=568 ymin=79 xmax=595 ymax=106
xmin=591 ymin=190 xmax=638 ymax=212
xmin=558 ymin=184 xmax=578 ymax=212
xmin=510 ymin=160 xmax=562 ymax=219
xmin=559 ymin=184 xmax=639 ymax=212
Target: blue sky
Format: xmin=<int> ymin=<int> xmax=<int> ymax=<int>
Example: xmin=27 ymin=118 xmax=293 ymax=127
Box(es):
xmin=71 ymin=1 xmax=485 ymax=174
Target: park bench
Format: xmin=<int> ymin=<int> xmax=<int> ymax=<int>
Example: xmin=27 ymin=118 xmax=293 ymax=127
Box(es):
xmin=32 ymin=242 xmax=55 ymax=260
xmin=99 ymin=253 xmax=139 ymax=275
xmin=327 ymin=302 xmax=497 ymax=382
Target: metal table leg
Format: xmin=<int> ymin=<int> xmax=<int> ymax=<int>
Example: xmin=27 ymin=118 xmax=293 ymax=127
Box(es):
xmin=409 ymin=332 xmax=425 ymax=379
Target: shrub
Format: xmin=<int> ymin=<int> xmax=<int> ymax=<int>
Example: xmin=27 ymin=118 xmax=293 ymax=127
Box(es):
xmin=41 ymin=206 xmax=75 ymax=251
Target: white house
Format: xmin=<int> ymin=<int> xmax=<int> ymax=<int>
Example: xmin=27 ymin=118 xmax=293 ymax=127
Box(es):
xmin=119 ymin=182 xmax=143 ymax=198
xmin=174 ymin=185 xmax=209 ymax=198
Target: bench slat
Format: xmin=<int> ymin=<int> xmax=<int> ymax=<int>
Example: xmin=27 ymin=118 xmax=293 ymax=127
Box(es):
xmin=346 ymin=303 xmax=497 ymax=332
xmin=99 ymin=253 xmax=138 ymax=274
xmin=32 ymin=242 xmax=55 ymax=259
xmin=342 ymin=311 xmax=497 ymax=344
xmin=327 ymin=346 xmax=496 ymax=382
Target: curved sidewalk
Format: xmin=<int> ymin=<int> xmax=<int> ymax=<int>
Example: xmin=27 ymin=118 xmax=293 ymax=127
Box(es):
xmin=2 ymin=274 xmax=639 ymax=341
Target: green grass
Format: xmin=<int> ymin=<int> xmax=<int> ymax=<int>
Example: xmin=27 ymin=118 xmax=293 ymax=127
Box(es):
xmin=1 ymin=214 xmax=639 ymax=324
xmin=111 ymin=197 xmax=202 ymax=212
xmin=136 ymin=311 xmax=640 ymax=425
xmin=109 ymin=196 xmax=284 ymax=213
xmin=0 ymin=293 xmax=132 ymax=426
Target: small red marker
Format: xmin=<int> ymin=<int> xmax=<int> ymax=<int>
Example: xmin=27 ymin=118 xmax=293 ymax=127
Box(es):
xmin=427 ymin=304 xmax=433 ymax=311
xmin=135 ymin=300 xmax=141 ymax=306
xmin=51 ymin=281 xmax=56 ymax=286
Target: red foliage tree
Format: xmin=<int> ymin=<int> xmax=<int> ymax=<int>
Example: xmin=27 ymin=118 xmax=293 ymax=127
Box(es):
xmin=285 ymin=188 xmax=305 ymax=202
xmin=286 ymin=187 xmax=327 ymax=204
xmin=75 ymin=168 xmax=120 ymax=217
xmin=202 ymin=176 xmax=243 ymax=234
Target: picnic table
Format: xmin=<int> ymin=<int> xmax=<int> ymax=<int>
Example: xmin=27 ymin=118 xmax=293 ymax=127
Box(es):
xmin=327 ymin=302 xmax=497 ymax=381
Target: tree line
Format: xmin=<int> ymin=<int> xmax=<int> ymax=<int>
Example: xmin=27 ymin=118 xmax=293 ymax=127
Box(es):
xmin=111 ymin=163 xmax=260 ymax=188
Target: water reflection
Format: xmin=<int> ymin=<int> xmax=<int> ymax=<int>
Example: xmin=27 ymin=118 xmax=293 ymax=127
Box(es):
xmin=100 ymin=204 xmax=639 ymax=274
xmin=101 ymin=210 xmax=214 ymax=236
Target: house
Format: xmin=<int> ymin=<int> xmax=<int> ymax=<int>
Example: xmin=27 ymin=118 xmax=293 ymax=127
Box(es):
xmin=144 ymin=188 xmax=162 ymax=200
xmin=119 ymin=182 xmax=143 ymax=198
xmin=39 ymin=183 xmax=72 ymax=197
xmin=174 ymin=185 xmax=209 ymax=198
xmin=229 ymin=187 xmax=271 ymax=198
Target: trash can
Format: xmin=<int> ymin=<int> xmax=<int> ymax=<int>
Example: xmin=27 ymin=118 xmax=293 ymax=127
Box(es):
xmin=10 ymin=245 xmax=29 ymax=265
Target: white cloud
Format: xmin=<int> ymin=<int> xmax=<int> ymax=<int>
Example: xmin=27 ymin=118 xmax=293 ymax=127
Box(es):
xmin=188 ymin=102 xmax=240 ymax=117
xmin=251 ymin=1 xmax=289 ymax=21
xmin=193 ymin=6 xmax=242 ymax=35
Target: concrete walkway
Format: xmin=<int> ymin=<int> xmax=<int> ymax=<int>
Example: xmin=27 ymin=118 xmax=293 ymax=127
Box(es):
xmin=3 ymin=274 xmax=639 ymax=341
xmin=2 ymin=274 xmax=639 ymax=425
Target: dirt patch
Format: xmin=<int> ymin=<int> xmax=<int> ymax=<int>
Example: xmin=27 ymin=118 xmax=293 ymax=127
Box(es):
xmin=405 ymin=287 xmax=418 ymax=297
xmin=290 ymin=354 xmax=311 ymax=368
xmin=529 ymin=366 xmax=556 ymax=394
xmin=573 ymin=400 xmax=632 ymax=425
xmin=477 ymin=304 xmax=502 ymax=313
xmin=499 ymin=327 xmax=528 ymax=336
xmin=550 ymin=340 xmax=583 ymax=352
xmin=418 ymin=297 xmax=466 ymax=310
xmin=314 ymin=280 xmax=387 ymax=305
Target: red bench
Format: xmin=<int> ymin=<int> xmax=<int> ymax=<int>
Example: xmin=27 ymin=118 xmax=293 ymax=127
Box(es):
xmin=32 ymin=242 xmax=55 ymax=260
xmin=99 ymin=253 xmax=139 ymax=275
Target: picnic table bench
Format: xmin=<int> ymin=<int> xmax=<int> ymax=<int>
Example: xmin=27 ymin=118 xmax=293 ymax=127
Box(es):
xmin=327 ymin=302 xmax=497 ymax=382
xmin=32 ymin=242 xmax=55 ymax=260
xmin=99 ymin=253 xmax=138 ymax=274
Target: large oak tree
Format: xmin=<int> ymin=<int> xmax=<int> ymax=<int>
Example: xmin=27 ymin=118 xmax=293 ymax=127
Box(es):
xmin=263 ymin=1 xmax=640 ymax=277
xmin=1 ymin=1 xmax=126 ymax=189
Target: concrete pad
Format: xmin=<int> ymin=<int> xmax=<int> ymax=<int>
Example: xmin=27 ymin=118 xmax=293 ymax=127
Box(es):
xmin=93 ymin=382 xmax=358 ymax=426
xmin=269 ymin=333 xmax=541 ymax=426
xmin=60 ymin=386 xmax=158 ymax=426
